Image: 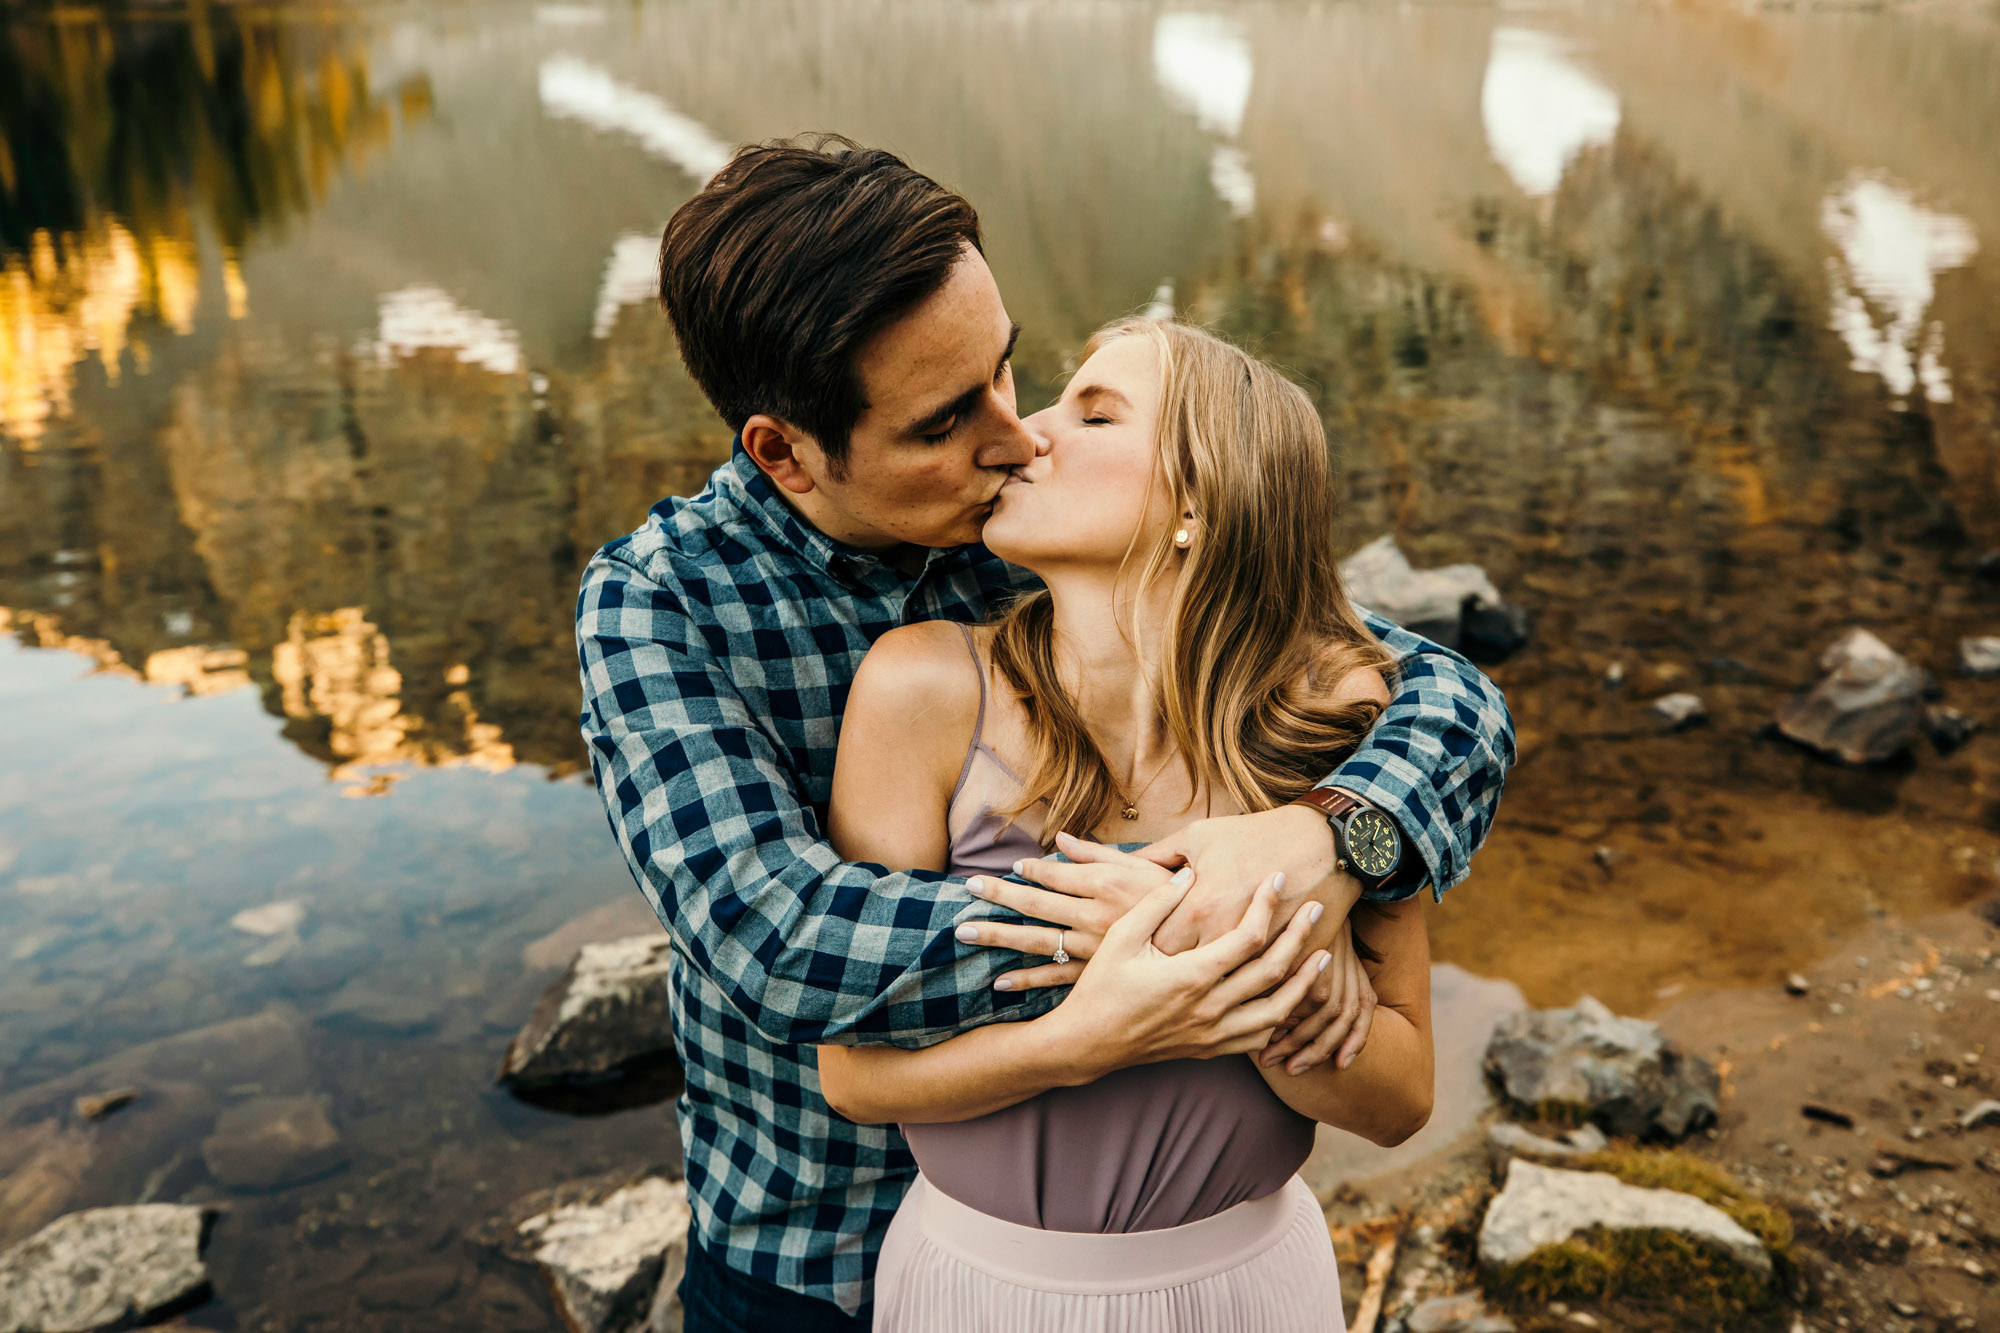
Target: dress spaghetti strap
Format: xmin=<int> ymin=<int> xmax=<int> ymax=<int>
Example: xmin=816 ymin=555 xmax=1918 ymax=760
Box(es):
xmin=949 ymin=622 xmax=991 ymax=804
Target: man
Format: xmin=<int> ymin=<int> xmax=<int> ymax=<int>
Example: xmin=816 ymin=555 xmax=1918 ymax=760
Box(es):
xmin=577 ymin=136 xmax=1513 ymax=1332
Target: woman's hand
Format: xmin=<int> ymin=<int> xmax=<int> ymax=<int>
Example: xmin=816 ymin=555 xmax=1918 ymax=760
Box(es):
xmin=1043 ymin=871 xmax=1331 ymax=1083
xmin=1258 ymin=917 xmax=1378 ymax=1075
xmin=954 ymin=834 xmax=1177 ymax=990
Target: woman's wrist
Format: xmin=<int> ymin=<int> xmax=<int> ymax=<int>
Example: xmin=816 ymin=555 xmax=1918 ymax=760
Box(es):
xmin=1032 ymin=1003 xmax=1119 ymax=1088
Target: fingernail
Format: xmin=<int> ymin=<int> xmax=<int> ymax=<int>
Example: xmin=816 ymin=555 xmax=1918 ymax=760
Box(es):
xmin=993 ymin=977 xmax=1016 ymax=991
xmin=968 ymin=879 xmax=989 ymax=898
xmin=955 ymin=925 xmax=978 ymax=943
xmin=1169 ymin=867 xmax=1193 ymax=889
xmin=1307 ymin=902 xmax=1324 ymax=925
xmin=1339 ymin=1052 xmax=1355 ymax=1070
xmin=1316 ymin=953 xmax=1331 ymax=973
xmin=1286 ymin=1060 xmax=1305 ymax=1077
xmin=1272 ymin=873 xmax=1285 ymax=894
xmin=1013 ymin=860 xmax=1027 ymax=876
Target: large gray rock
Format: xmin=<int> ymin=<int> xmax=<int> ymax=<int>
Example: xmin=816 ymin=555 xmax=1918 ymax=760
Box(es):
xmin=519 ymin=1177 xmax=689 ymax=1333
xmin=1340 ymin=537 xmax=1529 ymax=661
xmin=1483 ymin=995 xmax=1718 ymax=1140
xmin=1478 ymin=1160 xmax=1771 ymax=1282
xmin=201 ymin=1095 xmax=346 ymax=1190
xmin=502 ymin=936 xmax=680 ymax=1095
xmin=1775 ymin=628 xmax=1925 ymax=764
xmin=0 ymin=1205 xmax=214 ymax=1332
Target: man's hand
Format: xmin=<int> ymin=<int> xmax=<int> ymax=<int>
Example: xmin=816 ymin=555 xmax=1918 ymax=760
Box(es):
xmin=952 ymin=833 xmax=1178 ymax=991
xmin=1139 ymin=804 xmax=1353 ymax=954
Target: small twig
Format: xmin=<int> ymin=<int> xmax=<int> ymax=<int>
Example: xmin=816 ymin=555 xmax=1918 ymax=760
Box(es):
xmin=1348 ymin=1224 xmax=1402 ymax=1333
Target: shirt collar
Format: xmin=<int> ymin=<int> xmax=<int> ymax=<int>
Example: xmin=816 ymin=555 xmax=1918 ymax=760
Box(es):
xmin=716 ymin=438 xmax=967 ymax=587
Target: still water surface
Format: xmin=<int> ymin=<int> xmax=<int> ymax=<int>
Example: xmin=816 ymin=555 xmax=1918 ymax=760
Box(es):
xmin=4 ymin=1 xmax=1999 ymax=1326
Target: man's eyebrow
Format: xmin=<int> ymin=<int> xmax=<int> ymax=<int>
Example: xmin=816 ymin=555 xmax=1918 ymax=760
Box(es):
xmin=903 ymin=323 xmax=1023 ymax=436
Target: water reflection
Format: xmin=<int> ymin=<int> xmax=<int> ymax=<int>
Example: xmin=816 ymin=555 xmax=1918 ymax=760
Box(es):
xmin=1480 ymin=28 xmax=1620 ymax=198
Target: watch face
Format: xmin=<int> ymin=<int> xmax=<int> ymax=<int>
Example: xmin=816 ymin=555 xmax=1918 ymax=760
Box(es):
xmin=1345 ymin=808 xmax=1401 ymax=879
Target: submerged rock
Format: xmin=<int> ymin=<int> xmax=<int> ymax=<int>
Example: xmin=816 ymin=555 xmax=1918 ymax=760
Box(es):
xmin=1647 ymin=693 xmax=1707 ymax=732
xmin=1962 ymin=636 xmax=2000 ymax=677
xmin=502 ymin=936 xmax=680 ymax=1099
xmin=0 ymin=1205 xmax=215 ymax=1332
xmin=518 ymin=1177 xmax=690 ymax=1333
xmin=201 ymin=1096 xmax=346 ymax=1190
xmin=1478 ymin=1159 xmax=1772 ymax=1282
xmin=319 ymin=978 xmax=439 ymax=1035
xmin=1340 ymin=536 xmax=1530 ymax=662
xmin=1775 ymin=628 xmax=1925 ymax=764
xmin=1405 ymin=1292 xmax=1518 ymax=1333
xmin=1483 ymin=996 xmax=1718 ymax=1141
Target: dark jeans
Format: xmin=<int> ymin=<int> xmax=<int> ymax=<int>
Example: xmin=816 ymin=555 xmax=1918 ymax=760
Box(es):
xmin=679 ymin=1238 xmax=869 ymax=1333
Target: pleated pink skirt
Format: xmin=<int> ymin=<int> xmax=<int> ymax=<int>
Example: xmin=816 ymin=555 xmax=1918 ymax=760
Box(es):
xmin=873 ymin=1173 xmax=1345 ymax=1332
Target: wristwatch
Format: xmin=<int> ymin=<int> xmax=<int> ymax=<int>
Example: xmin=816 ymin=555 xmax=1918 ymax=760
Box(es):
xmin=1291 ymin=788 xmax=1405 ymax=893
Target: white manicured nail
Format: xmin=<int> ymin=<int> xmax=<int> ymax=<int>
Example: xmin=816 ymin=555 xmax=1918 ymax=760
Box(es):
xmin=955 ymin=925 xmax=978 ymax=943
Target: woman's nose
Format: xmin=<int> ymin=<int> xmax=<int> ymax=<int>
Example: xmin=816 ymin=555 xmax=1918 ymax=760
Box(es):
xmin=1021 ymin=407 xmax=1055 ymax=455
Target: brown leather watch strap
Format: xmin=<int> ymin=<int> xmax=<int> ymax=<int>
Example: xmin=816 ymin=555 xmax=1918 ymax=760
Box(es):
xmin=1291 ymin=787 xmax=1363 ymax=822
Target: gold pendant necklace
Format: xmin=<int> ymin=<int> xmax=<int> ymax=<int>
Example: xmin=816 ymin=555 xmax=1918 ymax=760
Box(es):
xmin=1117 ymin=749 xmax=1178 ymax=821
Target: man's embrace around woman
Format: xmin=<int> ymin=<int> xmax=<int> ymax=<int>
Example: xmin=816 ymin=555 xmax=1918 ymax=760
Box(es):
xmin=576 ymin=137 xmax=1513 ymax=1332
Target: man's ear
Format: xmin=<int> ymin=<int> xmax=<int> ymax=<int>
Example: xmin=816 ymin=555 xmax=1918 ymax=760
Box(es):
xmin=741 ymin=414 xmax=819 ymax=496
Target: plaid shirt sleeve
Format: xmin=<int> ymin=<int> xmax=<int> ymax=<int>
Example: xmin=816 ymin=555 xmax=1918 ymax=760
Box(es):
xmin=577 ymin=550 xmax=1057 ymax=1050
xmin=1321 ymin=612 xmax=1516 ymax=902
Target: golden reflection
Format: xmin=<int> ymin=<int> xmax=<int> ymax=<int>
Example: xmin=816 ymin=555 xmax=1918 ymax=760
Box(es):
xmin=271 ymin=608 xmax=515 ymax=791
xmin=0 ymin=12 xmax=431 ymax=442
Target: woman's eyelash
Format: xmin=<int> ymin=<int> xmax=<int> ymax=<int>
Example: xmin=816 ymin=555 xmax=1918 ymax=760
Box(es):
xmin=1082 ymin=415 xmax=1111 ymax=426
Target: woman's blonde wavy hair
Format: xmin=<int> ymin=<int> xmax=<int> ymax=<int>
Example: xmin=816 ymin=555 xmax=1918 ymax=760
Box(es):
xmin=990 ymin=317 xmax=1394 ymax=843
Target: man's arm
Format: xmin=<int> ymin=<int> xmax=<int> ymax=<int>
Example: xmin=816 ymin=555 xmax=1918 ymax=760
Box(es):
xmin=577 ymin=550 xmax=1057 ymax=1050
xmin=1319 ymin=612 xmax=1516 ymax=901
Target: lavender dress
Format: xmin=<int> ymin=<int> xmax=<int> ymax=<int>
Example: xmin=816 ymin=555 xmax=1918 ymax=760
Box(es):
xmin=870 ymin=624 xmax=1344 ymax=1331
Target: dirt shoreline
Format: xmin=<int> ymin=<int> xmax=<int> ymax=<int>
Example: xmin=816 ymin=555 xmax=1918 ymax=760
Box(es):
xmin=1323 ymin=901 xmax=2000 ymax=1332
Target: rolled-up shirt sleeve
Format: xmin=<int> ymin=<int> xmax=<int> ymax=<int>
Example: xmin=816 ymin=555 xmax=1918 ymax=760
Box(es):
xmin=577 ymin=551 xmax=1057 ymax=1049
xmin=1319 ymin=612 xmax=1516 ymax=901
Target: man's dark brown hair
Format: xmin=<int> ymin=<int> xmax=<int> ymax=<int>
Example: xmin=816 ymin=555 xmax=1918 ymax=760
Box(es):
xmin=658 ymin=135 xmax=984 ymax=476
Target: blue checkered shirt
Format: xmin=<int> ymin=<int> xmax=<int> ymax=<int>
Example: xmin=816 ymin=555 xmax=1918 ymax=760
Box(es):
xmin=576 ymin=445 xmax=1513 ymax=1315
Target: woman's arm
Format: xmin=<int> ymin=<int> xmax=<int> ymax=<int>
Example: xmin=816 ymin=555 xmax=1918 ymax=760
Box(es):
xmin=820 ymin=875 xmax=1327 ymax=1124
xmin=1256 ymin=894 xmax=1433 ymax=1146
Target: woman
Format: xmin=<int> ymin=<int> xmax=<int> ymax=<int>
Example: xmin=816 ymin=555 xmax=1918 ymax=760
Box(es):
xmin=817 ymin=319 xmax=1436 ymax=1330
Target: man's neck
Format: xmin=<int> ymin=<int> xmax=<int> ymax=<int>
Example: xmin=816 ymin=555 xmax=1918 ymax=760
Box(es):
xmin=772 ymin=480 xmax=928 ymax=577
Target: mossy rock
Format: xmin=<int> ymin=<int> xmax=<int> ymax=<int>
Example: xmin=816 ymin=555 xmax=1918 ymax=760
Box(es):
xmin=1479 ymin=1152 xmax=1797 ymax=1328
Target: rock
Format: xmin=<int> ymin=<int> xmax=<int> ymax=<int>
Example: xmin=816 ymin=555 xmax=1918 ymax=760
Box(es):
xmin=1601 ymin=662 xmax=1627 ymax=689
xmin=501 ymin=936 xmax=680 ymax=1095
xmin=1775 ymin=628 xmax=1926 ymax=764
xmin=523 ymin=898 xmax=665 ymax=972
xmin=1406 ymin=1292 xmax=1517 ymax=1333
xmin=0 ymin=1205 xmax=215 ymax=1332
xmin=1483 ymin=995 xmax=1719 ymax=1140
xmin=1962 ymin=636 xmax=2000 ymax=677
xmin=1977 ymin=551 xmax=2000 ymax=584
xmin=229 ymin=900 xmax=306 ymax=937
xmin=1340 ymin=536 xmax=1529 ymax=662
xmin=72 ymin=1089 xmax=139 ymax=1122
xmin=1785 ymin=973 xmax=1811 ymax=997
xmin=1647 ymin=693 xmax=1707 ymax=732
xmin=519 ymin=1177 xmax=689 ymax=1333
xmin=200 ymin=1096 xmax=346 ymax=1190
xmin=1478 ymin=1160 xmax=1772 ymax=1282
xmin=1923 ymin=705 xmax=1982 ymax=755
xmin=1564 ymin=1124 xmax=1609 ymax=1153
xmin=1488 ymin=1123 xmax=1591 ymax=1171
xmin=319 ymin=978 xmax=439 ymax=1035
xmin=355 ymin=1262 xmax=463 ymax=1312
xmin=1959 ymin=1100 xmax=2000 ymax=1131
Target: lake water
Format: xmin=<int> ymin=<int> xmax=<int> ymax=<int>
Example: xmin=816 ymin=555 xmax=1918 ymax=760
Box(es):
xmin=4 ymin=0 xmax=1999 ymax=1326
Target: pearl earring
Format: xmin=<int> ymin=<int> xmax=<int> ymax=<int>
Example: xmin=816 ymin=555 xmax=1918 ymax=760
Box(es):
xmin=1173 ymin=529 xmax=1191 ymax=548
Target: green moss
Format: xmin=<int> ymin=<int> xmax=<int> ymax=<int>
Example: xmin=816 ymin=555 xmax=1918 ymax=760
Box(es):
xmin=1570 ymin=1147 xmax=1794 ymax=1256
xmin=1529 ymin=1099 xmax=1593 ymax=1129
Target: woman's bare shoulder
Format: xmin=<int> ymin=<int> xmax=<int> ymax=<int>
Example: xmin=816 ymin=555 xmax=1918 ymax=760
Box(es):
xmin=848 ymin=621 xmax=985 ymax=735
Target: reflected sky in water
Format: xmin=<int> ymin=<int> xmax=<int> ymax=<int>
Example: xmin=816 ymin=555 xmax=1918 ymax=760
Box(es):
xmin=1 ymin=3 xmax=1999 ymax=1324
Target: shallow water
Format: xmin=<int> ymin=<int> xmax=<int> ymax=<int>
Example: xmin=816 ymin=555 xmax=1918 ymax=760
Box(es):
xmin=3 ymin=0 xmax=2000 ymax=1325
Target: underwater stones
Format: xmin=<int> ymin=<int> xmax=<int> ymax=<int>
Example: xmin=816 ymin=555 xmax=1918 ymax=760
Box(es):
xmin=1775 ymin=628 xmax=1925 ymax=764
xmin=318 ymin=977 xmax=439 ymax=1035
xmin=1478 ymin=1160 xmax=1773 ymax=1283
xmin=1647 ymin=693 xmax=1707 ymax=732
xmin=1483 ymin=996 xmax=1718 ymax=1141
xmin=1404 ymin=1292 xmax=1518 ymax=1333
xmin=518 ymin=1177 xmax=690 ymax=1333
xmin=501 ymin=936 xmax=679 ymax=1099
xmin=1339 ymin=537 xmax=1530 ymax=662
xmin=0 ymin=1205 xmax=215 ymax=1332
xmin=200 ymin=1096 xmax=346 ymax=1191
xmin=1962 ymin=636 xmax=2000 ymax=677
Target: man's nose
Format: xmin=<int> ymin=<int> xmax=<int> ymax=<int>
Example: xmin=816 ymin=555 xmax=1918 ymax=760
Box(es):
xmin=980 ymin=399 xmax=1043 ymax=468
